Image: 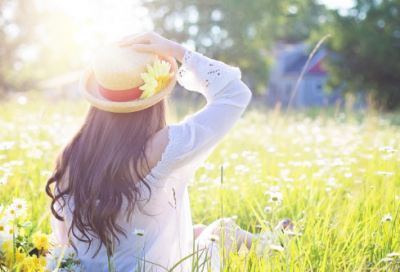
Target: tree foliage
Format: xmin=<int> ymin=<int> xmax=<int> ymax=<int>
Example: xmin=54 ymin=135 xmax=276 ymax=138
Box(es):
xmin=143 ymin=0 xmax=325 ymax=93
xmin=318 ymin=0 xmax=400 ymax=109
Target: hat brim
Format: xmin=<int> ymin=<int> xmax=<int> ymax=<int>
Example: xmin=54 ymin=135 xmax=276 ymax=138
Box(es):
xmin=79 ymin=55 xmax=178 ymax=113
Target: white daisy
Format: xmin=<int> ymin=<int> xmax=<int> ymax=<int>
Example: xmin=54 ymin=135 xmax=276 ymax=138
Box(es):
xmin=5 ymin=204 xmax=23 ymax=219
xmin=209 ymin=235 xmax=219 ymax=242
xmin=0 ymin=205 xmax=10 ymax=222
xmin=263 ymin=206 xmax=272 ymax=214
xmin=380 ymin=257 xmax=393 ymax=262
xmin=2 ymin=224 xmax=17 ymax=241
xmin=46 ymin=245 xmax=67 ymax=270
xmin=133 ymin=229 xmax=146 ymax=236
xmin=65 ymin=246 xmax=78 ymax=260
xmin=0 ymin=220 xmax=8 ymax=236
xmin=387 ymin=252 xmax=400 ymax=257
xmin=268 ymin=191 xmax=283 ymax=204
xmin=65 ymin=263 xmax=87 ymax=272
xmin=270 ymin=244 xmax=285 ymax=252
xmin=285 ymin=230 xmax=303 ymax=236
xmin=382 ymin=213 xmax=392 ymax=222
xmin=12 ymin=198 xmax=28 ymax=214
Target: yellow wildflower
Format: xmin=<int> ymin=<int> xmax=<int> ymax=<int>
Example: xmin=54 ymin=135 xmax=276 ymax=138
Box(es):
xmin=139 ymin=58 xmax=174 ymax=99
xmin=33 ymin=232 xmax=50 ymax=251
xmin=21 ymin=254 xmax=47 ymax=272
xmin=1 ymin=240 xmax=14 ymax=257
xmin=1 ymin=241 xmax=26 ymax=269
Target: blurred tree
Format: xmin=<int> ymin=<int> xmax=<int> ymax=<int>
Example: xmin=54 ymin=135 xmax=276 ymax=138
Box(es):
xmin=0 ymin=0 xmax=88 ymax=94
xmin=316 ymin=0 xmax=400 ymax=110
xmin=143 ymin=0 xmax=325 ymax=94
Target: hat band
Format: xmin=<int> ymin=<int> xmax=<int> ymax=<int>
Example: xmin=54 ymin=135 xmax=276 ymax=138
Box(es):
xmin=97 ymin=82 xmax=144 ymax=102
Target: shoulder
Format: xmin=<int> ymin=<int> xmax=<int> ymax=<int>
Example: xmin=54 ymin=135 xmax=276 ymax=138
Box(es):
xmin=144 ymin=126 xmax=170 ymax=169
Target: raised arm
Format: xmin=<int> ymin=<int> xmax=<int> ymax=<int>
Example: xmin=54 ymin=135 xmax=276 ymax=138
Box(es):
xmin=119 ymin=32 xmax=252 ymax=178
xmin=150 ymin=49 xmax=252 ymax=178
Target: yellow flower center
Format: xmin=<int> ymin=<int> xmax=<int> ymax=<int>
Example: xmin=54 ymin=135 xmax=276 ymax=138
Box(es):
xmin=0 ymin=226 xmax=4 ymax=231
xmin=17 ymin=204 xmax=22 ymax=209
xmin=8 ymin=229 xmax=13 ymax=234
xmin=10 ymin=210 xmax=15 ymax=215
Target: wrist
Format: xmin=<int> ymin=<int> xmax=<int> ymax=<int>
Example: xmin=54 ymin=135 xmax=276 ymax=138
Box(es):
xmin=172 ymin=44 xmax=186 ymax=63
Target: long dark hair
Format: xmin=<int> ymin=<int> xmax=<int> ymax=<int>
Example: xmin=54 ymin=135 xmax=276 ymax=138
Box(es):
xmin=45 ymin=99 xmax=168 ymax=257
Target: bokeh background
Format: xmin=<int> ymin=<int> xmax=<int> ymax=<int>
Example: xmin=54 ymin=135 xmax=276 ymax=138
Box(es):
xmin=0 ymin=0 xmax=399 ymax=110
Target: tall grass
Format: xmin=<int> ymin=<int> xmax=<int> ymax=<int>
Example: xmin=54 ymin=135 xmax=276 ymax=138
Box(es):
xmin=1 ymin=97 xmax=399 ymax=271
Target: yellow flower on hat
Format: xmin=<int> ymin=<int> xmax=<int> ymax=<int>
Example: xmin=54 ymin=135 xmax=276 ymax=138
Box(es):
xmin=139 ymin=58 xmax=174 ymax=99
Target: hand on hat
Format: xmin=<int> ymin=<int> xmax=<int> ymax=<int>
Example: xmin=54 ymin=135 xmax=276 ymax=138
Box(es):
xmin=118 ymin=32 xmax=186 ymax=63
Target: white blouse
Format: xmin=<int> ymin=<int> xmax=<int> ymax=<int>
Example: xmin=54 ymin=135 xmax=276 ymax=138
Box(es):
xmin=51 ymin=49 xmax=252 ymax=272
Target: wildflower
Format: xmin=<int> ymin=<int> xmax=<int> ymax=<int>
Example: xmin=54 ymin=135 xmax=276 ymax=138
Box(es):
xmin=46 ymin=244 xmax=67 ymax=271
xmin=0 ymin=220 xmax=7 ymax=234
xmin=382 ymin=213 xmax=392 ymax=222
xmin=5 ymin=205 xmax=17 ymax=219
xmin=380 ymin=257 xmax=393 ymax=262
xmin=270 ymin=244 xmax=285 ymax=251
xmin=230 ymin=215 xmax=238 ymax=220
xmin=2 ymin=240 xmax=25 ymax=269
xmin=65 ymin=246 xmax=78 ymax=259
xmin=1 ymin=224 xmax=17 ymax=242
xmin=33 ymin=232 xmax=50 ymax=251
xmin=133 ymin=229 xmax=146 ymax=236
xmin=344 ymin=172 xmax=352 ymax=178
xmin=263 ymin=206 xmax=272 ymax=214
xmin=379 ymin=146 xmax=398 ymax=153
xmin=209 ymin=235 xmax=219 ymax=242
xmin=387 ymin=252 xmax=400 ymax=257
xmin=12 ymin=198 xmax=28 ymax=213
xmin=139 ymin=59 xmax=174 ymax=99
xmin=268 ymin=191 xmax=283 ymax=204
xmin=21 ymin=254 xmax=47 ymax=271
xmin=285 ymin=230 xmax=303 ymax=236
xmin=1 ymin=240 xmax=14 ymax=256
xmin=72 ymin=263 xmax=88 ymax=271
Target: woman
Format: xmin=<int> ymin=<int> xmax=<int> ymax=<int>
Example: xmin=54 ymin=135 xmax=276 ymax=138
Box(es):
xmin=46 ymin=32 xmax=253 ymax=271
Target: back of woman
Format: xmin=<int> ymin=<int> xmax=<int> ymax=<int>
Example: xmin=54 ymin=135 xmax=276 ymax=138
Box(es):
xmin=47 ymin=32 xmax=252 ymax=272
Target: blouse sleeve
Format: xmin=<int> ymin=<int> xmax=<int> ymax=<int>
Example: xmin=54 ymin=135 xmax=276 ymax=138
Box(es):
xmin=151 ymin=49 xmax=252 ymax=179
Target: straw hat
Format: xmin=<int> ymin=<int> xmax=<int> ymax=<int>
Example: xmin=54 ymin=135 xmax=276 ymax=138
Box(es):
xmin=80 ymin=42 xmax=178 ymax=113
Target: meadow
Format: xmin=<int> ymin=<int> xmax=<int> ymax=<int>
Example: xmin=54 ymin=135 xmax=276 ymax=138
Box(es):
xmin=1 ymin=96 xmax=400 ymax=271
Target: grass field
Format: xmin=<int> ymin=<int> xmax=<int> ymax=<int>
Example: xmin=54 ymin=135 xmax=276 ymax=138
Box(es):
xmin=1 ymin=97 xmax=400 ymax=271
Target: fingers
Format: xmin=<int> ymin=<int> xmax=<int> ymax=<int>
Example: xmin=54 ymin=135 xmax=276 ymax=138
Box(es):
xmin=131 ymin=44 xmax=157 ymax=53
xmin=118 ymin=32 xmax=153 ymax=47
xmin=118 ymin=33 xmax=142 ymax=46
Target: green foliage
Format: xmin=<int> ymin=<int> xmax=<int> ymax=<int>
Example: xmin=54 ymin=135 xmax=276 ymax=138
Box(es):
xmin=315 ymin=0 xmax=400 ymax=109
xmin=143 ymin=0 xmax=325 ymax=94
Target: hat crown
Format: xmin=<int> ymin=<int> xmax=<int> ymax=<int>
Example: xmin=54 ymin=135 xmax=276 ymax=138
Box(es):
xmin=93 ymin=42 xmax=156 ymax=91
